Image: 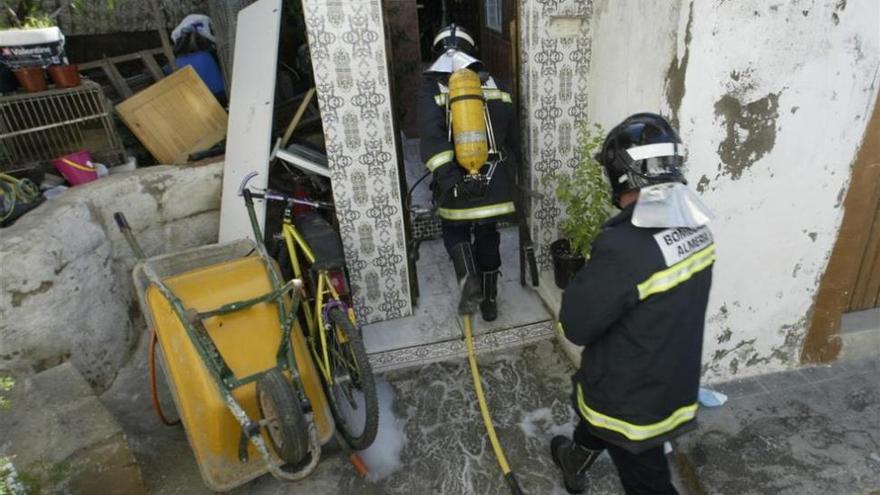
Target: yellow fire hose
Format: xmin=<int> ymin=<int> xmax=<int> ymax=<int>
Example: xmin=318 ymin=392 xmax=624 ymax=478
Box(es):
xmin=462 ymin=315 xmax=525 ymax=495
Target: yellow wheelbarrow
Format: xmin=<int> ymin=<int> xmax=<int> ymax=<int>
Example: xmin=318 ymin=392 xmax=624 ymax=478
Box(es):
xmin=115 ymin=212 xmax=335 ymax=491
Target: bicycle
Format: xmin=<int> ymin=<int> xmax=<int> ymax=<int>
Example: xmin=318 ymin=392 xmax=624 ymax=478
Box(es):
xmin=239 ymin=172 xmax=379 ymax=451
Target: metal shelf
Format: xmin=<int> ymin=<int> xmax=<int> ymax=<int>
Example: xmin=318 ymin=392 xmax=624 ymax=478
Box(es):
xmin=0 ymin=80 xmax=125 ymax=173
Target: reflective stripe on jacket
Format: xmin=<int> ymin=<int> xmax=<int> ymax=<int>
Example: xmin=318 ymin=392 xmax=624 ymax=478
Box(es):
xmin=438 ymin=201 xmax=516 ymax=221
xmin=559 ymin=205 xmax=714 ymax=453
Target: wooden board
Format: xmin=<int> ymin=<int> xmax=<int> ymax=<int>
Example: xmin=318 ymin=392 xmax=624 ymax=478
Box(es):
xmin=116 ymin=66 xmax=227 ymax=164
xmin=218 ymin=0 xmax=282 ymax=243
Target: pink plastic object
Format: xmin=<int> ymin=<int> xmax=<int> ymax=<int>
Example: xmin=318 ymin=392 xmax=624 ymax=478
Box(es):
xmin=52 ymin=150 xmax=98 ymax=185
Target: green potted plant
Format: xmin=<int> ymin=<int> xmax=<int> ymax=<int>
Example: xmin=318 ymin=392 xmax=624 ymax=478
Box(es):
xmin=544 ymin=123 xmax=612 ymax=289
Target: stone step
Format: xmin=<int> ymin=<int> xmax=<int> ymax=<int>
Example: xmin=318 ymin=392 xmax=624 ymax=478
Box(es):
xmin=0 ymin=362 xmax=147 ymax=495
xmin=368 ymin=320 xmax=555 ymax=373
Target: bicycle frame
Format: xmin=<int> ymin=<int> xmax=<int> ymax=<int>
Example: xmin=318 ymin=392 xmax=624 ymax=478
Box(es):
xmin=240 ymin=181 xmax=354 ymax=388
xmin=240 ymin=172 xmax=379 ymax=453
xmin=280 ymin=217 xmax=350 ymax=385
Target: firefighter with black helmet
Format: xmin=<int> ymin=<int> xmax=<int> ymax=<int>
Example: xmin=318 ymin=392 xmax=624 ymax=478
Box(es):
xmin=551 ymin=113 xmax=716 ymax=494
xmin=418 ymin=24 xmax=518 ymax=321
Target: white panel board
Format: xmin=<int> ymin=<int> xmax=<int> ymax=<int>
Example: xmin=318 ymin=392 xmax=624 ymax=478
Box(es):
xmin=218 ymin=0 xmax=281 ymax=242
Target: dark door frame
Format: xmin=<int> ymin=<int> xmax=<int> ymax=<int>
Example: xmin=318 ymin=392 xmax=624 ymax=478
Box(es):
xmin=802 ymin=91 xmax=880 ymax=363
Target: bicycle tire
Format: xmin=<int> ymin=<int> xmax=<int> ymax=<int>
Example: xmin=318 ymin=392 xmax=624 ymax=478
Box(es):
xmin=256 ymin=368 xmax=310 ymax=465
xmin=325 ymin=308 xmax=379 ymax=450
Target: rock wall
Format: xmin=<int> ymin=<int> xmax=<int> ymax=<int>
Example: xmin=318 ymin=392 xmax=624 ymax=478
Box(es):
xmin=32 ymin=0 xmax=210 ymax=35
xmin=0 ymin=163 xmax=223 ymax=390
xmin=586 ymin=0 xmax=880 ymax=382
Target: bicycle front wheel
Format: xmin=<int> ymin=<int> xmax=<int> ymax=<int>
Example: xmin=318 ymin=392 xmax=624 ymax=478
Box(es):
xmin=324 ymin=308 xmax=379 ymax=450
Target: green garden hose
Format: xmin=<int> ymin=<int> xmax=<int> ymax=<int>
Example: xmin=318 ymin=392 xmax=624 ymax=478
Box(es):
xmin=0 ymin=173 xmax=40 ymax=223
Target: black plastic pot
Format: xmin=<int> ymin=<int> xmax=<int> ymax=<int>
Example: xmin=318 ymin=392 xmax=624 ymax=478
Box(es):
xmin=0 ymin=66 xmax=18 ymax=94
xmin=551 ymin=239 xmax=585 ymax=289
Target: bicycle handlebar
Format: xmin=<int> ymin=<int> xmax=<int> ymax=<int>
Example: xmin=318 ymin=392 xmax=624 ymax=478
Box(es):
xmin=238 ymin=171 xmax=333 ymax=210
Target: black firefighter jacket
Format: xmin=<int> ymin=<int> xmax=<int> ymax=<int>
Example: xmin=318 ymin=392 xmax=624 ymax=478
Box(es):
xmin=418 ymin=74 xmax=518 ymax=223
xmin=559 ymin=204 xmax=715 ymax=453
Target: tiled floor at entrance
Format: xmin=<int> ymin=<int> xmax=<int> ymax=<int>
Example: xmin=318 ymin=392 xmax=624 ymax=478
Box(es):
xmin=362 ymin=227 xmax=554 ymax=370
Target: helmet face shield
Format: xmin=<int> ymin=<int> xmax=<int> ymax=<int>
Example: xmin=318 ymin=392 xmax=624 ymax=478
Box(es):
xmin=643 ymin=156 xmax=683 ymax=177
xmin=627 ymin=143 xmax=686 ymax=184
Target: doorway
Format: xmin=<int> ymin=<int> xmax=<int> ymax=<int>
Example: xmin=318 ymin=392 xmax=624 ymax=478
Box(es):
xmin=366 ymin=0 xmax=551 ymax=370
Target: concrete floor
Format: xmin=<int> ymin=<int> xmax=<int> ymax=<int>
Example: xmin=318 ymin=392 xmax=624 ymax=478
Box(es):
xmin=101 ymin=337 xmax=626 ymax=494
xmin=680 ymin=355 xmax=880 ymax=495
xmin=99 ymin=325 xmax=880 ymax=495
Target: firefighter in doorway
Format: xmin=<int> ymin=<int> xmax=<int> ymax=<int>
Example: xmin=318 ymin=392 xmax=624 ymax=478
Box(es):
xmin=552 ymin=114 xmax=716 ymax=494
xmin=418 ymin=24 xmax=518 ymax=321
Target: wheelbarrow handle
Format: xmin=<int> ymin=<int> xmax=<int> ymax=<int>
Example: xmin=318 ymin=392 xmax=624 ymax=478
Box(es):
xmin=113 ymin=211 xmax=130 ymax=231
xmin=113 ymin=211 xmax=146 ymax=260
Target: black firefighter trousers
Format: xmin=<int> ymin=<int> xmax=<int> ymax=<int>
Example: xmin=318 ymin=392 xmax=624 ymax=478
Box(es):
xmin=441 ymin=220 xmax=501 ymax=272
xmin=574 ymin=420 xmax=677 ymax=495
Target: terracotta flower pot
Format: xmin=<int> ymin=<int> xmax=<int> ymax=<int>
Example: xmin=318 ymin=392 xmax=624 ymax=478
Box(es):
xmin=13 ymin=67 xmax=47 ymax=93
xmin=47 ymin=64 xmax=81 ymax=88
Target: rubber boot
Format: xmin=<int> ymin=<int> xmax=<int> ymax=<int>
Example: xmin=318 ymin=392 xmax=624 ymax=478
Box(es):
xmin=480 ymin=270 xmax=499 ymax=322
xmin=551 ymin=435 xmax=603 ymax=494
xmin=451 ymin=243 xmax=482 ymax=315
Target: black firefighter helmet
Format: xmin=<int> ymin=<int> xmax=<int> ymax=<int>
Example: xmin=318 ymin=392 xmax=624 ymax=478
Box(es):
xmin=432 ymin=23 xmax=476 ymax=55
xmin=598 ymin=113 xmax=687 ymax=207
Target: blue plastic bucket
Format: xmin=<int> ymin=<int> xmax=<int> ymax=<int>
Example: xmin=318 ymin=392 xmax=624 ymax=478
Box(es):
xmin=175 ymin=51 xmax=225 ymax=98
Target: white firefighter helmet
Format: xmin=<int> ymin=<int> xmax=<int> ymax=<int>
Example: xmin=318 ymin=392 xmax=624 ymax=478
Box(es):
xmin=426 ymin=24 xmax=483 ymax=75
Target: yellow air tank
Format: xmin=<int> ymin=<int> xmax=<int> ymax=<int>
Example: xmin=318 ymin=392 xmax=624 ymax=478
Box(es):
xmin=448 ymin=68 xmax=488 ymax=175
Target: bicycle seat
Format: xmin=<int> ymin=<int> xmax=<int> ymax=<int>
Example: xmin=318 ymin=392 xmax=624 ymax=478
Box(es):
xmin=294 ymin=212 xmax=346 ymax=271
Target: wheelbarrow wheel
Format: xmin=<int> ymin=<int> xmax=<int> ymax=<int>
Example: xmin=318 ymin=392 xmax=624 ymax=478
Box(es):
xmin=325 ymin=308 xmax=379 ymax=451
xmin=257 ymin=369 xmax=309 ymax=466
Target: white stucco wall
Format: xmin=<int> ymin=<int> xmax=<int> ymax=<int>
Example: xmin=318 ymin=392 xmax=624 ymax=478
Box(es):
xmin=587 ymin=0 xmax=880 ymax=382
xmin=587 ymin=0 xmax=682 ymax=127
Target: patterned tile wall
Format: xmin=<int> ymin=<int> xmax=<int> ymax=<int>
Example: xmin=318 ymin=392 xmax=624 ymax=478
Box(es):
xmin=520 ymin=0 xmax=593 ymax=271
xmin=302 ymin=0 xmax=411 ymax=324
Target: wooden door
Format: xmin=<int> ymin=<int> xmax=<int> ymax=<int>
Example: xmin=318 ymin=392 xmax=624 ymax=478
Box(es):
xmin=448 ymin=0 xmax=482 ymax=49
xmin=479 ymin=0 xmax=517 ymax=94
xmin=846 ymin=167 xmax=880 ymax=311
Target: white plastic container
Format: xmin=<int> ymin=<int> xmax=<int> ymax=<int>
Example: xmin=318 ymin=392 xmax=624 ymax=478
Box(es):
xmin=0 ymin=27 xmax=66 ymax=69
